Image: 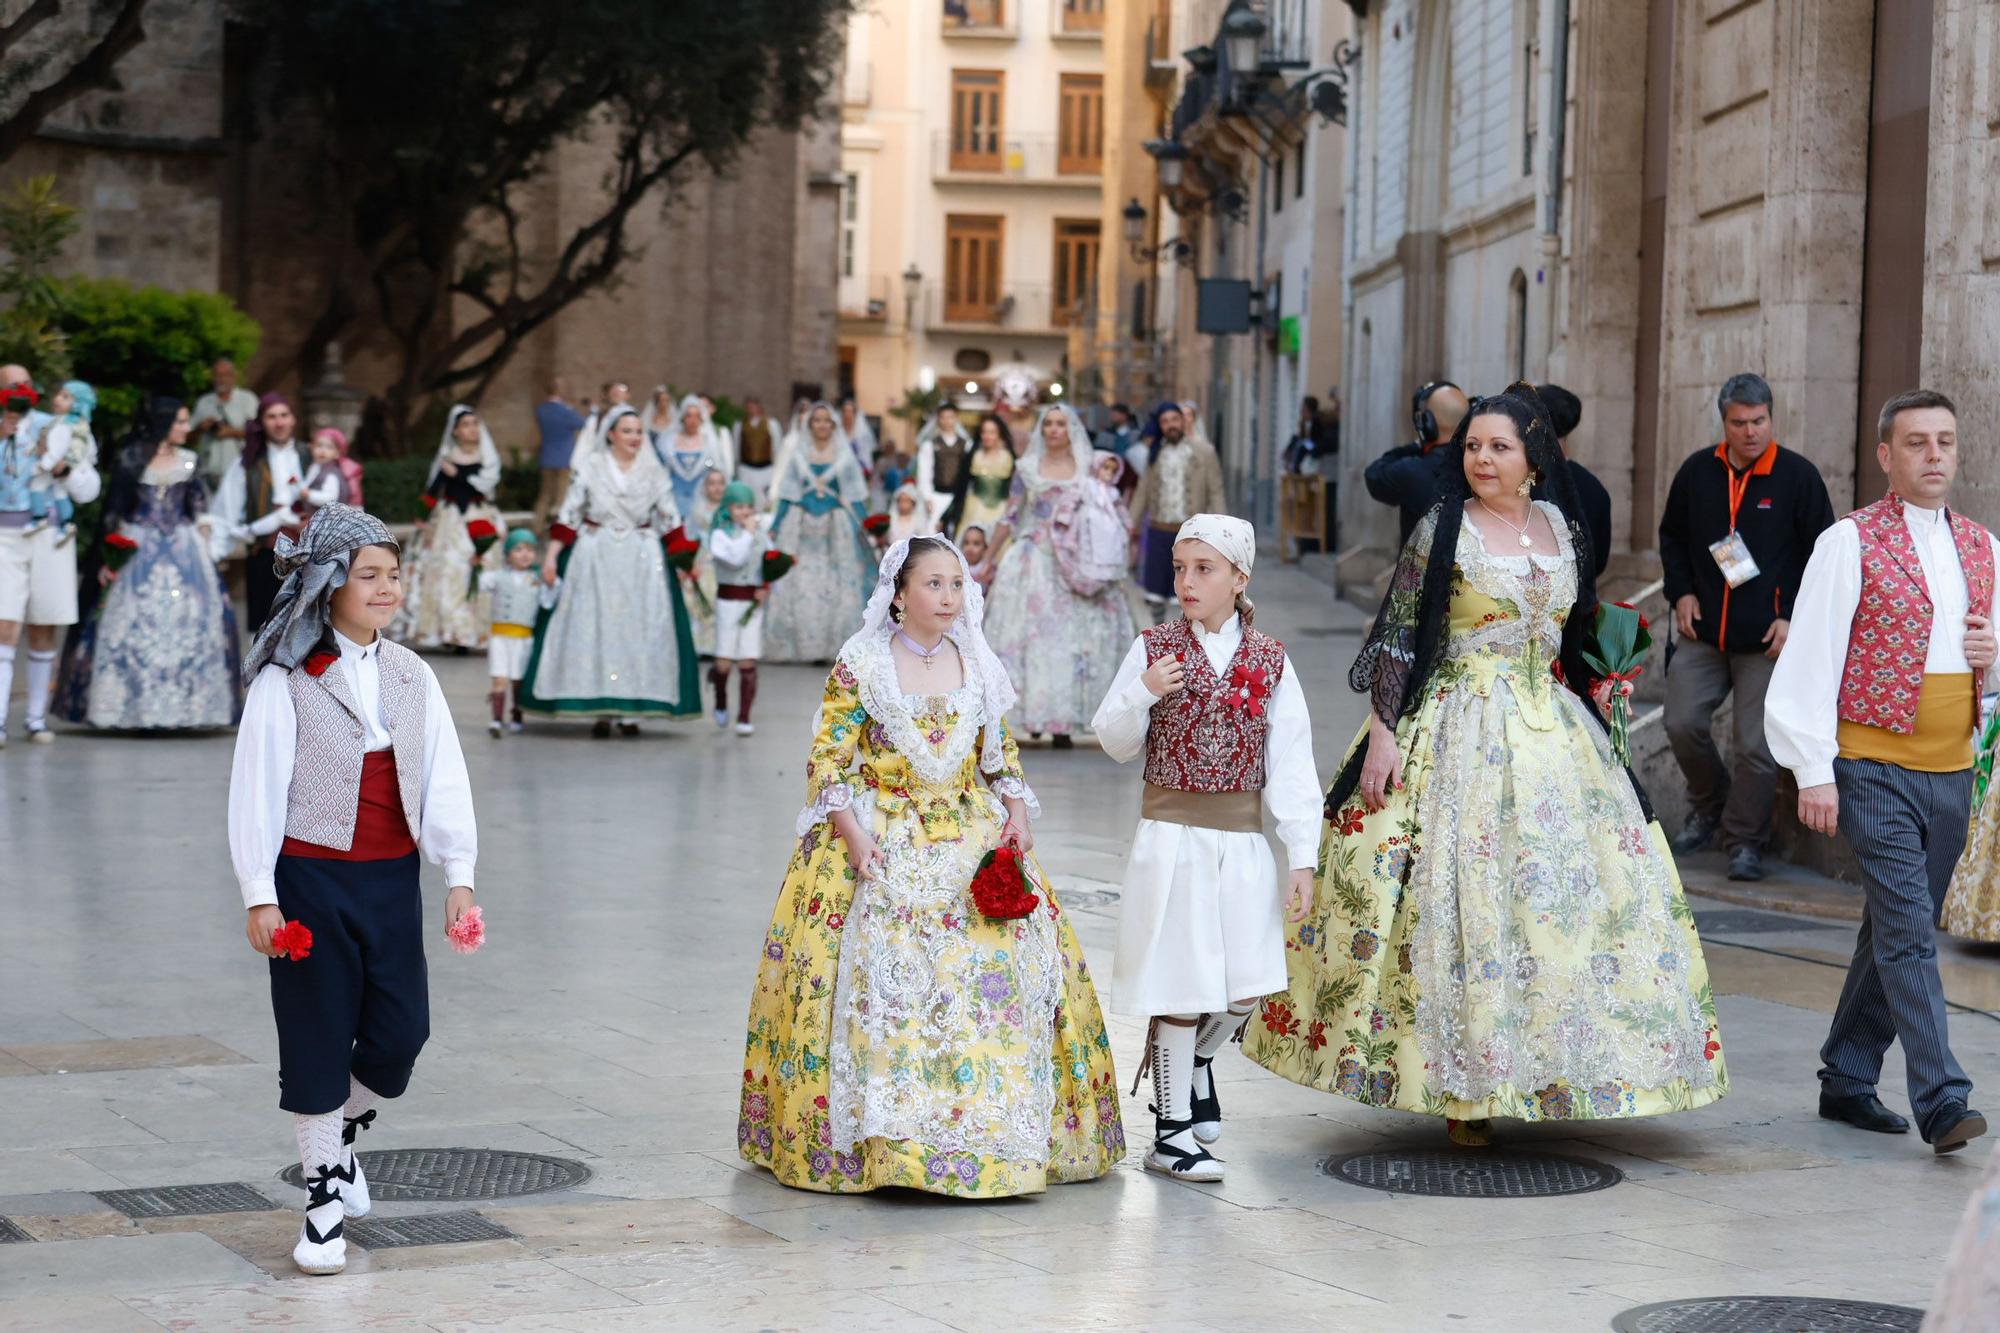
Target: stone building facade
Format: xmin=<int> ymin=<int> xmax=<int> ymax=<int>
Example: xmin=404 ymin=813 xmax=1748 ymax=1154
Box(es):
xmin=1335 ymin=0 xmax=1995 ymax=589
xmin=4 ymin=0 xmax=840 ymax=456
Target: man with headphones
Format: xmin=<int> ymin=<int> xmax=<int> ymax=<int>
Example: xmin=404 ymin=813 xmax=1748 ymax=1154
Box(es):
xmin=1364 ymin=380 xmax=1471 ymax=546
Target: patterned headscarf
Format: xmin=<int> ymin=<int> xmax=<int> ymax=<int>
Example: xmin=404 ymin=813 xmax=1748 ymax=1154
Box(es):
xmin=241 ymin=502 xmax=399 ymax=683
xmin=1175 ymin=513 xmax=1255 ymax=576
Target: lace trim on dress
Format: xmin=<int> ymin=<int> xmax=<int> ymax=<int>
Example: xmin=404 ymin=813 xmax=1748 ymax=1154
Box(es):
xmin=849 ymin=634 xmax=987 ymax=788
xmin=988 ymin=773 xmax=1040 ymax=817
xmin=795 ymin=779 xmax=854 ymax=838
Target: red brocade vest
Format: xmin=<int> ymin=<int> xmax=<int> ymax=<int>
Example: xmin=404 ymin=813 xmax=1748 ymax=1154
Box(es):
xmin=1837 ymin=495 xmax=1996 ymax=734
xmin=1139 ymin=617 xmax=1287 ymax=793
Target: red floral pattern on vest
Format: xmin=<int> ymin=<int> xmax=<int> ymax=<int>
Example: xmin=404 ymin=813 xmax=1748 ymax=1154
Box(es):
xmin=1838 ymin=495 xmax=1996 ymax=734
xmin=1140 ymin=617 xmax=1287 ymax=792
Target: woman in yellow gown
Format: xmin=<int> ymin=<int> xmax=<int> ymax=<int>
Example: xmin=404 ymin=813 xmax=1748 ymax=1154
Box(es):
xmin=1246 ymin=385 xmax=1727 ymax=1141
xmin=1941 ymin=709 xmax=2000 ymax=940
xmin=738 ymin=535 xmax=1125 ymax=1195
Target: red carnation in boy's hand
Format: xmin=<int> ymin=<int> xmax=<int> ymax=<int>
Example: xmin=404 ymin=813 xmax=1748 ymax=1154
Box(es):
xmin=270 ymin=920 xmax=313 ymax=962
xmin=302 ymin=650 xmax=338 ymax=677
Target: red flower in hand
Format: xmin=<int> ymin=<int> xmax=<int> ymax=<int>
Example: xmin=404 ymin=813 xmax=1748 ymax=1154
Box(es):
xmin=862 ymin=513 xmax=890 ymax=537
xmin=420 ymin=493 xmax=439 ymax=512
xmin=466 ymin=518 xmax=499 ymax=542
xmin=971 ymin=844 xmax=1040 ymax=919
xmin=302 ymin=650 xmax=338 ymax=677
xmin=270 ymin=920 xmax=313 ymax=962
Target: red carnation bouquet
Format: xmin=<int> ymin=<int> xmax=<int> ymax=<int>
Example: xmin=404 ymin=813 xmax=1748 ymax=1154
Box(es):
xmin=1580 ymin=600 xmax=1654 ymax=766
xmin=970 ymin=844 xmax=1041 ymax=920
xmin=464 ymin=518 xmax=500 ymax=595
xmin=862 ymin=513 xmax=890 ymax=539
xmin=741 ymin=549 xmax=796 ymax=625
xmin=662 ymin=527 xmax=711 ymax=615
xmin=270 ymin=920 xmax=313 ymax=962
xmin=102 ymin=531 xmax=140 ymax=575
xmin=419 ymin=492 xmax=438 ymax=513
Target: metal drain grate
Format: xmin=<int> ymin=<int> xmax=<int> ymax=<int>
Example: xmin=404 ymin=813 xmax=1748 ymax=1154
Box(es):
xmin=279 ymin=1148 xmax=590 ymax=1201
xmin=1695 ymin=909 xmax=1841 ymax=935
xmin=347 ymin=1210 xmax=514 ymax=1250
xmin=1612 ymin=1296 xmax=1923 ymax=1332
xmin=93 ymin=1182 xmax=276 ymax=1219
xmin=1323 ymin=1147 xmax=1622 ymax=1198
xmin=0 ymin=1216 xmax=32 ymax=1243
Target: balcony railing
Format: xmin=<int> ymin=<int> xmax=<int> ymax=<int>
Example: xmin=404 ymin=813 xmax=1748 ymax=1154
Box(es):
xmin=838 ymin=273 xmax=893 ymax=322
xmin=1055 ymin=0 xmax=1104 ymax=37
xmin=931 ymin=131 xmax=1102 ymax=182
xmin=943 ymin=0 xmax=1015 ymax=37
xmin=924 ymin=282 xmax=1076 ymax=332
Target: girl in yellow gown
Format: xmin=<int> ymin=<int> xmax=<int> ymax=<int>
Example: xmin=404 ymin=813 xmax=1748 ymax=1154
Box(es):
xmin=1246 ymin=385 xmax=1727 ymax=1141
xmin=738 ymin=535 xmax=1125 ymax=1195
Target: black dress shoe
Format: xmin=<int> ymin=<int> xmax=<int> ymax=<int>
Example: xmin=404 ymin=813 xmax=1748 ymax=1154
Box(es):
xmin=1928 ymin=1103 xmax=1988 ymax=1155
xmin=1819 ymin=1091 xmax=1910 ymax=1134
xmin=1672 ymin=811 xmax=1722 ymax=855
xmin=1727 ymin=847 xmax=1765 ymax=881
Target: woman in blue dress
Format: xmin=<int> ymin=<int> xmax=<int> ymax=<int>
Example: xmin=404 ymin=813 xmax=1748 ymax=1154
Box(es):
xmin=762 ymin=401 xmax=876 ymax=663
xmin=658 ymin=395 xmax=731 ymax=521
xmin=57 ymin=397 xmax=242 ymax=729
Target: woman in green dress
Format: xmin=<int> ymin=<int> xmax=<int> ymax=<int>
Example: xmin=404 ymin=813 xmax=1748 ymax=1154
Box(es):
xmin=943 ymin=414 xmax=1015 ymax=540
xmin=1246 ymin=384 xmax=1726 ymax=1145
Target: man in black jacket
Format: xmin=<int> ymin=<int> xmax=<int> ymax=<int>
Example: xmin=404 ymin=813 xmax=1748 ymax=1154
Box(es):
xmin=1364 ymin=380 xmax=1469 ymax=547
xmin=1535 ymin=384 xmax=1612 ymax=578
xmin=1659 ymin=373 xmax=1837 ymax=880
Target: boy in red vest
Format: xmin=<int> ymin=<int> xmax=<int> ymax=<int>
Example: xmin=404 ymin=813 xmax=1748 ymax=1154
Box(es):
xmin=1091 ymin=514 xmax=1320 ymax=1182
xmin=1768 ymin=389 xmax=1998 ymax=1155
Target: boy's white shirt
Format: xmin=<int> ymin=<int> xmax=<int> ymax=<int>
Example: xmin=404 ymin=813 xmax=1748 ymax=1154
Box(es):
xmin=1092 ymin=614 xmax=1321 ymax=870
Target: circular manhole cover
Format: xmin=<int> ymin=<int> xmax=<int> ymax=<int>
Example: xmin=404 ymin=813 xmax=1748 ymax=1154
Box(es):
xmin=1611 ymin=1296 xmax=1923 ymax=1332
xmin=279 ymin=1148 xmax=591 ymax=1201
xmin=1322 ymin=1147 xmax=1622 ymax=1198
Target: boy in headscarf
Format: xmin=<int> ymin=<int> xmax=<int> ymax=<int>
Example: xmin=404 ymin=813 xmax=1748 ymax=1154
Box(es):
xmin=480 ymin=527 xmax=556 ymax=736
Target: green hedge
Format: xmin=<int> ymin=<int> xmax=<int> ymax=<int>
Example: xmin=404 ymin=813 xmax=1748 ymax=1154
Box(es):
xmin=53 ymin=278 xmax=261 ymax=441
xmin=356 ymin=456 xmax=540 ymax=524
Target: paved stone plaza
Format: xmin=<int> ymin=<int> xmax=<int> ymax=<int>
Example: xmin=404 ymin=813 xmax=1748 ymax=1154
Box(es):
xmin=1 ymin=561 xmax=1995 ymax=1330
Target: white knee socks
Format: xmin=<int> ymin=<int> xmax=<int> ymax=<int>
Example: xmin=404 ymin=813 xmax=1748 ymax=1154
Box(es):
xmin=1151 ymin=1016 xmax=1200 ymax=1125
xmin=342 ymin=1074 xmax=381 ymax=1125
xmin=0 ymin=644 xmax=15 ymax=731
xmin=1193 ymin=1001 xmax=1257 ymax=1094
xmin=23 ymin=648 xmax=55 ymax=730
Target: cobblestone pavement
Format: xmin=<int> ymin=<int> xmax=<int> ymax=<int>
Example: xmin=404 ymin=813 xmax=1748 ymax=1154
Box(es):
xmin=2 ymin=560 xmax=1994 ymax=1330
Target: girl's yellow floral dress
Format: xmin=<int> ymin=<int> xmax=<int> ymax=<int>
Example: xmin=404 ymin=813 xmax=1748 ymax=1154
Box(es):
xmin=1246 ymin=507 xmax=1728 ymax=1124
xmin=738 ymin=631 xmax=1125 ymax=1196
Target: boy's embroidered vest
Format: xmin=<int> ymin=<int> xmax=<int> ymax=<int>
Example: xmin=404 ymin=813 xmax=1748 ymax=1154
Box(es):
xmin=283 ymin=639 xmax=427 ymax=850
xmin=1838 ymin=495 xmax=1995 ymax=734
xmin=489 ymin=569 xmax=543 ymax=629
xmin=1140 ymin=617 xmax=1285 ymax=793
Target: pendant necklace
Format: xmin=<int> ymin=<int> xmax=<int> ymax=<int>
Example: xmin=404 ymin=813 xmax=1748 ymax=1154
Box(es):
xmin=896 ymin=628 xmax=947 ymax=670
xmin=1478 ymin=498 xmax=1537 ymax=548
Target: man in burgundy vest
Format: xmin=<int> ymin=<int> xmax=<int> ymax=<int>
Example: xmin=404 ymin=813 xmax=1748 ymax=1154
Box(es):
xmin=1767 ymin=389 xmax=1999 ymax=1155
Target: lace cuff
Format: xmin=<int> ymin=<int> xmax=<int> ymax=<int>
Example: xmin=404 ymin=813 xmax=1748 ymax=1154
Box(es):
xmin=795 ymin=781 xmax=854 ymax=837
xmin=988 ymin=774 xmax=1042 ymax=819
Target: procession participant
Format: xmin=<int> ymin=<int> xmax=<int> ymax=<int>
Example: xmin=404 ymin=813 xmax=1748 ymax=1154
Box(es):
xmin=732 ymin=396 xmax=779 ymax=504
xmin=839 ymin=396 xmax=877 ymax=478
xmin=1248 ymin=384 xmax=1726 ymax=1146
xmin=984 ymin=406 xmax=1136 ymax=746
xmin=1091 ymin=515 xmax=1319 ymax=1182
xmin=705 ymin=482 xmax=770 ymax=736
xmin=228 ymin=503 xmax=478 ymax=1275
xmin=1128 ymin=403 xmax=1226 ymax=615
xmin=26 ymin=381 xmax=98 ymax=543
xmin=737 ymin=535 xmax=1123 ymax=1196
xmin=915 ymin=401 xmax=972 ymax=534
xmin=301 ymin=429 xmax=353 ymax=514
xmin=659 ymin=395 xmax=733 ymax=518
xmin=0 ymin=381 xmax=101 ymax=745
xmin=57 ymin=398 xmax=240 ymax=731
xmin=532 ymin=378 xmax=585 ymax=533
xmin=1364 ymin=381 xmax=1470 ymax=547
xmin=213 ymin=392 xmax=310 ymax=633
xmin=190 ymin=358 xmax=260 ymax=487
xmin=479 ymin=529 xmax=554 ymax=737
xmin=1661 ymin=372 xmax=1836 ymax=880
xmin=571 ymin=380 xmax=633 ymax=470
xmin=519 ymin=404 xmax=700 ymax=735
xmin=762 ymin=401 xmax=875 ymax=664
xmin=1767 ymin=389 xmax=1994 ymax=1154
xmin=397 ymin=405 xmax=503 ymax=652
xmin=943 ymin=414 xmax=1016 ymax=540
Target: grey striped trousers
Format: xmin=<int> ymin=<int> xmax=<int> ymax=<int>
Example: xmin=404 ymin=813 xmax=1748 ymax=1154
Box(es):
xmin=1819 ymin=758 xmax=1975 ymax=1136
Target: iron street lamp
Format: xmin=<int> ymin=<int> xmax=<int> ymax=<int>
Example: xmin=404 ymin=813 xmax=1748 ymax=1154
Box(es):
xmin=1220 ymin=1 xmax=1267 ymax=87
xmin=1143 ymin=137 xmax=1189 ymax=191
xmin=1122 ymin=198 xmax=1196 ymax=269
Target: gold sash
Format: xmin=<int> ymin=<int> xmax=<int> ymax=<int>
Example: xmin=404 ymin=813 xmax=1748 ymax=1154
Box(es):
xmin=1838 ymin=672 xmax=1976 ymax=772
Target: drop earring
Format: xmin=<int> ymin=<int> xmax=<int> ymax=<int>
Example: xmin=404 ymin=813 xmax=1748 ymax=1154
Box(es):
xmin=1515 ymin=472 xmax=1535 ymax=498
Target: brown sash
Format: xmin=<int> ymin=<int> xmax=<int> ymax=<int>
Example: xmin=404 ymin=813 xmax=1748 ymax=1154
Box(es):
xmin=1141 ymin=784 xmax=1262 ymax=833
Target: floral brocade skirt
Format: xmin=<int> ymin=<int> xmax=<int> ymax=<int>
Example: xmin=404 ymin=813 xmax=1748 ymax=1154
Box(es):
xmin=1942 ymin=708 xmax=2000 ymax=941
xmin=738 ymin=791 xmax=1125 ymax=1196
xmin=1245 ymin=661 xmax=1728 ymax=1124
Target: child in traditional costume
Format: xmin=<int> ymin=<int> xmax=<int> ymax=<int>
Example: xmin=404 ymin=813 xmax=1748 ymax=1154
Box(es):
xmin=1091 ymin=514 xmax=1320 ymax=1182
xmin=481 ymin=528 xmax=554 ymax=736
xmin=738 ymin=535 xmax=1124 ymax=1196
xmin=706 ymin=482 xmax=769 ymax=736
xmin=228 ymin=504 xmax=478 ymax=1275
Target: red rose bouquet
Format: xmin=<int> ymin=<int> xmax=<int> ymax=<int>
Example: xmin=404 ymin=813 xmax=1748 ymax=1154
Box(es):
xmin=1580 ymin=600 xmax=1654 ymax=766
xmin=662 ymin=527 xmax=711 ymax=615
xmin=464 ymin=517 xmax=500 ymax=595
xmin=102 ymin=531 xmax=139 ymax=575
xmin=419 ymin=492 xmax=438 ymax=513
xmin=862 ymin=513 xmax=890 ymax=539
xmin=740 ymin=549 xmax=795 ymax=625
xmin=970 ymin=844 xmax=1041 ymax=920
xmin=270 ymin=920 xmax=314 ymax=962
